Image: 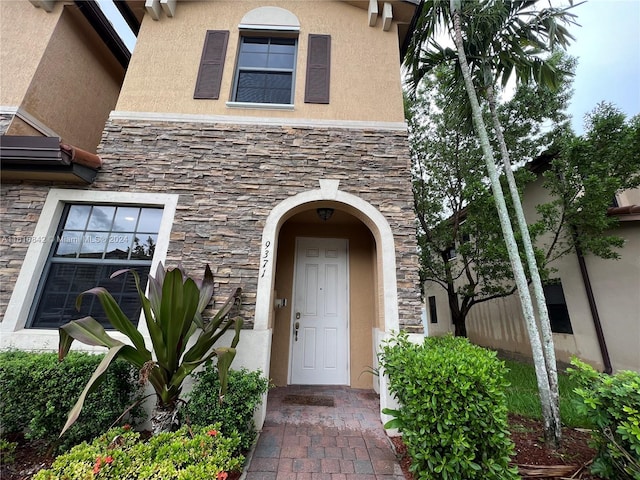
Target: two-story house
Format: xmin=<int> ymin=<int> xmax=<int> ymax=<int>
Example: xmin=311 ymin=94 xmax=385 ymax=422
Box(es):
xmin=1 ymin=0 xmax=423 ymax=425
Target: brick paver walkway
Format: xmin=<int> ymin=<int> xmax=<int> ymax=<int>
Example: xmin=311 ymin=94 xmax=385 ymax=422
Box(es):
xmin=244 ymin=385 xmax=404 ymax=480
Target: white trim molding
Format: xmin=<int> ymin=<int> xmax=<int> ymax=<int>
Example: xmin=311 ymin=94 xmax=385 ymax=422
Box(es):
xmin=109 ymin=110 xmax=408 ymax=132
xmin=239 ymin=6 xmax=300 ymax=31
xmin=225 ymin=102 xmax=295 ymax=111
xmin=0 ymin=106 xmax=18 ymax=115
xmin=0 ymin=189 xmax=179 ymax=350
xmin=253 ymin=181 xmax=400 ymax=333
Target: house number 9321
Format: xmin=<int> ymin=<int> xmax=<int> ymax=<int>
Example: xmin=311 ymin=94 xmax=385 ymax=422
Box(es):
xmin=260 ymin=241 xmax=271 ymax=278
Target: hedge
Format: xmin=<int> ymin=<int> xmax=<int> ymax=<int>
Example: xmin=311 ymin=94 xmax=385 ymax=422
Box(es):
xmin=0 ymin=350 xmax=142 ymax=452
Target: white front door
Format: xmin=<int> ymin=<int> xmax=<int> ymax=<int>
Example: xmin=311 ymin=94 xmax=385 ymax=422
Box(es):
xmin=290 ymin=237 xmax=349 ymax=385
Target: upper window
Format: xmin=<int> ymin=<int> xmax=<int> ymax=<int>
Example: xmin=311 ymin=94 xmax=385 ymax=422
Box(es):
xmin=28 ymin=204 xmax=162 ymax=329
xmin=232 ymin=36 xmax=297 ymax=105
xmin=193 ymin=7 xmax=330 ymax=106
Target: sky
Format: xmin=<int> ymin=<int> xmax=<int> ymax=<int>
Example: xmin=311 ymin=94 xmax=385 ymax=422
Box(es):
xmin=563 ymin=0 xmax=640 ymax=134
xmin=97 ymin=0 xmax=639 ymax=135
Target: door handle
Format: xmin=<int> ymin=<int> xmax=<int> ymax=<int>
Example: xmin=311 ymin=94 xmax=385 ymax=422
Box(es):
xmin=294 ymin=321 xmax=300 ymax=341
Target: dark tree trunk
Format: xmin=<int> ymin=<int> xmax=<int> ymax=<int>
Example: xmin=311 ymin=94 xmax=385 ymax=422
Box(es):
xmin=453 ymin=314 xmax=467 ymax=337
xmin=445 ymin=281 xmax=467 ymax=337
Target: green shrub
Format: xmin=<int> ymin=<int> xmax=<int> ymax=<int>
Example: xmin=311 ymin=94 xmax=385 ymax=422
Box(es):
xmin=0 ymin=438 xmax=17 ymax=465
xmin=0 ymin=350 xmax=143 ymax=452
xmin=33 ymin=424 xmax=243 ymax=479
xmin=185 ymin=365 xmax=269 ymax=453
xmin=568 ymin=358 xmax=640 ymax=480
xmin=379 ymin=333 xmax=518 ymax=480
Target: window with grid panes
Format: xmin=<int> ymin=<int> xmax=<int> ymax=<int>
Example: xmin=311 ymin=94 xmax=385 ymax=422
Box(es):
xmin=232 ymin=36 xmax=297 ymax=104
xmin=28 ymin=204 xmax=162 ymax=329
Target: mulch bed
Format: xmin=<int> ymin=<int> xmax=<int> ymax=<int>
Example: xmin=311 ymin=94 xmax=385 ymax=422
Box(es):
xmin=3 ymin=414 xmax=602 ymax=479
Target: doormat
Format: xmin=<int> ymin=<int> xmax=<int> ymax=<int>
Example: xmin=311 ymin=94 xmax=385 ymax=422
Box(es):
xmin=358 ymin=391 xmax=379 ymax=401
xmin=282 ymin=394 xmax=335 ymax=407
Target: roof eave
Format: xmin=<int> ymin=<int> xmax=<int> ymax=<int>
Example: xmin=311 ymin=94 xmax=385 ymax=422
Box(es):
xmin=74 ymin=0 xmax=131 ymax=68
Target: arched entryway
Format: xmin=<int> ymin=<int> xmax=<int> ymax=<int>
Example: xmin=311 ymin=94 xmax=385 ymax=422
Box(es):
xmin=253 ymin=180 xmax=400 ymax=389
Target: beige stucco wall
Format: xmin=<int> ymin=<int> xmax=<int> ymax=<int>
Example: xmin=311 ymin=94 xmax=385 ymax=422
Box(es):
xmin=116 ymin=0 xmax=406 ymax=122
xmin=269 ymin=211 xmax=377 ymax=388
xmin=425 ymin=174 xmax=640 ymax=372
xmin=5 ymin=6 xmax=125 ymax=151
xmin=618 ymin=187 xmax=640 ymax=206
xmin=423 ymin=293 xmax=452 ymax=336
xmin=581 ymin=222 xmax=640 ymax=372
xmin=0 ymin=0 xmax=63 ymax=107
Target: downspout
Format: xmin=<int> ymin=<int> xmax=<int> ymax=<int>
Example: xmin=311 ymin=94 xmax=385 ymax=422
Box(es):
xmin=573 ymin=238 xmax=613 ymax=374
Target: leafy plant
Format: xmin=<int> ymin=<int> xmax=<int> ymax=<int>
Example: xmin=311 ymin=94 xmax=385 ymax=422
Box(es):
xmin=379 ymin=332 xmax=518 ymax=480
xmin=33 ymin=424 xmax=243 ymax=479
xmin=0 ymin=438 xmax=17 ymax=465
xmin=569 ymin=358 xmax=640 ymax=480
xmin=0 ymin=351 xmax=142 ymax=453
xmin=58 ymin=263 xmax=243 ymax=435
xmin=185 ymin=365 xmax=270 ymax=453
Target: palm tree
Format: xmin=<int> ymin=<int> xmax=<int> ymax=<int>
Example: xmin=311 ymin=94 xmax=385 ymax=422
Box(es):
xmin=460 ymin=1 xmax=577 ymax=449
xmin=405 ymin=0 xmax=577 ymax=447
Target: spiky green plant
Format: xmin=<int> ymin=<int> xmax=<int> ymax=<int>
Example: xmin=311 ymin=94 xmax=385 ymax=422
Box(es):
xmin=58 ymin=263 xmax=243 ymax=435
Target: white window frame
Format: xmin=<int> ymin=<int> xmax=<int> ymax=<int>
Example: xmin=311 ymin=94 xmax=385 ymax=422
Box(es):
xmin=1 ymin=189 xmax=179 ymax=351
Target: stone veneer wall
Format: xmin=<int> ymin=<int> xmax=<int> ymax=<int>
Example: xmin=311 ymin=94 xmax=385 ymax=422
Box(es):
xmin=0 ymin=119 xmax=422 ymax=331
xmin=0 ymin=113 xmax=13 ymax=134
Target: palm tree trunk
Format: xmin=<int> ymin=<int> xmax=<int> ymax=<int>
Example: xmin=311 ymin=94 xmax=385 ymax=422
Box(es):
xmin=449 ymin=0 xmax=557 ymax=448
xmin=486 ymin=85 xmax=561 ymax=446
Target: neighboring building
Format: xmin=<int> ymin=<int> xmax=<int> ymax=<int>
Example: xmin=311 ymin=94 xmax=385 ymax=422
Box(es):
xmin=0 ymin=0 xmax=127 ymax=151
xmin=425 ymin=168 xmax=640 ymax=373
xmin=1 ymin=0 xmax=423 ymax=425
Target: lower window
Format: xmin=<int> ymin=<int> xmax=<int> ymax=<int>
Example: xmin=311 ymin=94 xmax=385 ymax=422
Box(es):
xmin=428 ymin=296 xmax=438 ymax=324
xmin=28 ymin=204 xmax=163 ymax=329
xmin=543 ymin=279 xmax=573 ymax=334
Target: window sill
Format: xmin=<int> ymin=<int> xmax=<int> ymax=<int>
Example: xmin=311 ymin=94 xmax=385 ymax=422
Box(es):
xmin=226 ymin=101 xmax=295 ymax=111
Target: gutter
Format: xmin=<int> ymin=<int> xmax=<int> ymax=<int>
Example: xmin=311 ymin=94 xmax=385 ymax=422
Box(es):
xmin=607 ymin=204 xmax=640 ymax=220
xmin=0 ymin=135 xmax=102 ymax=184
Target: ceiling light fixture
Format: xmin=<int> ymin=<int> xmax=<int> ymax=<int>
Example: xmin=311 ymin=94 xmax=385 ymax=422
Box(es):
xmin=316 ymin=208 xmax=334 ymax=222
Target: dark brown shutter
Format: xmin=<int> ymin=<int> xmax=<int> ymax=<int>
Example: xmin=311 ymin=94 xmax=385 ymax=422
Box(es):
xmin=304 ymin=34 xmax=331 ymax=104
xmin=193 ymin=30 xmax=229 ymax=99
